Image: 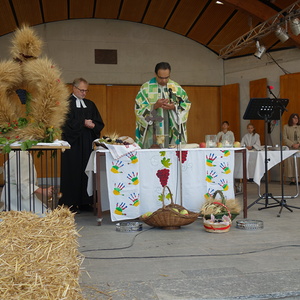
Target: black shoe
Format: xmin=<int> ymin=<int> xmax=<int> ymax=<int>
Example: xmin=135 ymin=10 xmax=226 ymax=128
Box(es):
xmin=69 ymin=205 xmax=81 ymax=214
xmin=290 ymin=182 xmax=296 ymax=185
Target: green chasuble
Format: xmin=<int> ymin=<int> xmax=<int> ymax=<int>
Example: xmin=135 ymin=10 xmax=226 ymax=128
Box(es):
xmin=135 ymin=78 xmax=191 ymax=149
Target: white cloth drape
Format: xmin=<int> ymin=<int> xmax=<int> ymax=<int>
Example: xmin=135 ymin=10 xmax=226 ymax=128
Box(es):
xmin=103 ymin=148 xmax=235 ymax=221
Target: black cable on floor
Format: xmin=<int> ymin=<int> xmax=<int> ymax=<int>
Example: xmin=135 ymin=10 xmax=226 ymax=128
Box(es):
xmin=80 ymin=226 xmax=300 ymax=259
xmin=83 ymin=244 xmax=300 ymax=260
xmin=80 ymin=227 xmax=153 ymax=252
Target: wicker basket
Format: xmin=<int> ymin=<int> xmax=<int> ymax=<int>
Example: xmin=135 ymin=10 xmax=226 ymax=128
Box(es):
xmin=202 ymin=190 xmax=239 ymax=221
xmin=139 ymin=186 xmax=200 ymax=230
xmin=203 ymin=201 xmax=232 ymax=233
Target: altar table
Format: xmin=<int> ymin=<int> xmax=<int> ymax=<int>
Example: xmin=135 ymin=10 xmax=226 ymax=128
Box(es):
xmin=86 ymin=147 xmax=247 ymax=225
xmin=235 ymin=149 xmax=298 ymax=185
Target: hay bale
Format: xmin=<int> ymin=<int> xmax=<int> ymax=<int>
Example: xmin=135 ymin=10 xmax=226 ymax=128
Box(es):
xmin=0 ymin=207 xmax=85 ymax=299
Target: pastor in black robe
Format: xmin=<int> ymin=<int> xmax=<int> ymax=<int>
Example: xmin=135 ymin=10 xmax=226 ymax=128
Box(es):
xmin=59 ymin=95 xmax=105 ymax=210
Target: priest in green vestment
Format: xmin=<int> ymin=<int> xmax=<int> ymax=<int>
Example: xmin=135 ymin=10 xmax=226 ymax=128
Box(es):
xmin=135 ymin=62 xmax=191 ymax=149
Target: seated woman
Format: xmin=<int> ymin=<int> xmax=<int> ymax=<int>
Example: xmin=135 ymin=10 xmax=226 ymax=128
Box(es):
xmin=1 ymin=151 xmax=53 ymax=214
xmin=216 ymin=121 xmax=235 ymax=146
xmin=283 ymin=113 xmax=300 ymax=185
xmin=241 ymin=123 xmax=261 ymax=150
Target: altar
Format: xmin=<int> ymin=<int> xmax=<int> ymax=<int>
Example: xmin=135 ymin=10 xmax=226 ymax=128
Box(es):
xmin=86 ymin=147 xmax=247 ymax=225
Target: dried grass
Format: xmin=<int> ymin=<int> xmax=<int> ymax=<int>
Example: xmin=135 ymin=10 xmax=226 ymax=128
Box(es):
xmin=0 ymin=207 xmax=86 ymax=300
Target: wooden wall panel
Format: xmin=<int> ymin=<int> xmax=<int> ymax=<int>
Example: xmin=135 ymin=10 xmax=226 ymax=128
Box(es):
xmin=220 ymin=83 xmax=240 ymax=141
xmin=249 ymin=78 xmax=267 ymax=144
xmin=183 ymin=86 xmax=221 ymax=143
xmin=85 ymin=85 xmax=107 ymax=135
xmin=280 ymin=72 xmax=300 ymax=125
xmin=105 ymin=85 xmax=140 ymax=137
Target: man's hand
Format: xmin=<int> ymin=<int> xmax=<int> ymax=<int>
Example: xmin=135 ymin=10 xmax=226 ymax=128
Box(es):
xmin=154 ymin=99 xmax=175 ymax=110
xmin=84 ymin=119 xmax=95 ymax=129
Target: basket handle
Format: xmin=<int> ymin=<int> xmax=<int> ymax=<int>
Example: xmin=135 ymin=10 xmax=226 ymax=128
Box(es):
xmin=161 ymin=185 xmax=174 ymax=208
xmin=212 ymin=201 xmax=231 ymax=219
xmin=212 ymin=190 xmax=226 ymax=204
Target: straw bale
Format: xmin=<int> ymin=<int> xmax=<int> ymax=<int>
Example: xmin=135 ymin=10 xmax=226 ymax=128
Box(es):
xmin=0 ymin=207 xmax=86 ymax=299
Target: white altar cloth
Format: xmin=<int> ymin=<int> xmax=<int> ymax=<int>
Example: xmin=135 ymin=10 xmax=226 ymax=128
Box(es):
xmin=86 ymin=148 xmax=237 ymax=222
xmin=235 ymin=149 xmax=298 ymax=185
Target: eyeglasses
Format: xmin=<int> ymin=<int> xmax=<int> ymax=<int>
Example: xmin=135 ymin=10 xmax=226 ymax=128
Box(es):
xmin=74 ymin=86 xmax=89 ymax=93
xmin=157 ymin=75 xmax=170 ymax=80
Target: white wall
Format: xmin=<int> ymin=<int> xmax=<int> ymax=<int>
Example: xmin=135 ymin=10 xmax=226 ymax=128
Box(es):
xmin=224 ymin=48 xmax=300 ymax=140
xmin=0 ymin=19 xmax=224 ymax=86
xmin=224 ymin=49 xmax=300 ymax=181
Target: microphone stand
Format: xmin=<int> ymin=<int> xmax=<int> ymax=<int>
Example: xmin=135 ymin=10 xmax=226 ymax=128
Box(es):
xmin=169 ymin=89 xmax=183 ymax=206
xmin=266 ymin=87 xmax=295 ymax=216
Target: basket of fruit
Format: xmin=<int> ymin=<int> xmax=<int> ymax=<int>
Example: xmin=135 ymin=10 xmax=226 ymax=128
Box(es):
xmin=200 ymin=190 xmax=240 ymax=221
xmin=139 ymin=186 xmax=200 ymax=230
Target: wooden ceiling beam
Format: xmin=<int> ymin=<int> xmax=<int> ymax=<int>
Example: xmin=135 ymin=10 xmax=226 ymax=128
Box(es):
xmin=221 ymin=0 xmax=276 ymax=21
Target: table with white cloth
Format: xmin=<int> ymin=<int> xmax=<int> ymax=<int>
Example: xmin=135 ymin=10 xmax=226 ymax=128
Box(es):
xmin=85 ymin=147 xmax=247 ymax=225
xmin=235 ymin=149 xmax=298 ymax=185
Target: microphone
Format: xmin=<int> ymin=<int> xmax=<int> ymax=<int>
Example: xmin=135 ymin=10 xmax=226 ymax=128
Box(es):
xmin=168 ymin=88 xmax=184 ymax=109
xmin=267 ymin=85 xmax=276 ymax=99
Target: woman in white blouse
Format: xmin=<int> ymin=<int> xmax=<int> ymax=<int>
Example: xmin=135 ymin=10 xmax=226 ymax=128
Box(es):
xmin=241 ymin=123 xmax=261 ymax=150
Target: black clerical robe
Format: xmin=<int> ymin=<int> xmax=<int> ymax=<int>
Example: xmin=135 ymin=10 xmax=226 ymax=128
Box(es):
xmin=59 ymin=95 xmax=105 ymax=209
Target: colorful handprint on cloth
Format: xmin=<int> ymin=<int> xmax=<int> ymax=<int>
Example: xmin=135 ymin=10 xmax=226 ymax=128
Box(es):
xmin=206 ymin=170 xmax=217 ymax=183
xmin=220 ymin=162 xmax=231 ymax=174
xmin=129 ymin=193 xmax=140 ymax=207
xmin=206 ymin=153 xmax=217 ymax=167
xmin=218 ymin=179 xmax=229 ymax=191
xmin=220 ymin=149 xmax=231 ymax=157
xmin=114 ymin=202 xmax=127 ymax=215
xmin=113 ymin=182 xmax=125 ymax=195
xmin=126 ymin=151 xmax=138 ymax=164
xmin=111 ymin=160 xmax=124 ymax=173
xmin=204 ymin=188 xmax=215 ymax=200
xmin=127 ymin=172 xmax=139 ymax=185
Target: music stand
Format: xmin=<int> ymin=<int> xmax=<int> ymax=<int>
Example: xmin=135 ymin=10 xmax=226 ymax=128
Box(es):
xmin=243 ymin=97 xmax=290 ymax=211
